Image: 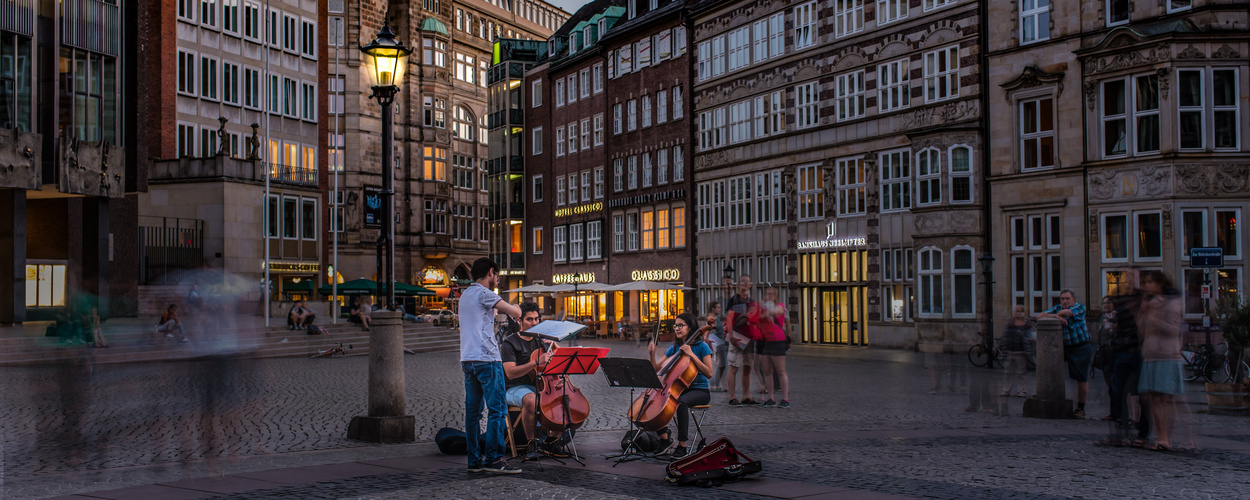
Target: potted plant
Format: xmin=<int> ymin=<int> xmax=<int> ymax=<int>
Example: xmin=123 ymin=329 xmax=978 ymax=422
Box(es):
xmin=1208 ymin=295 xmax=1250 ymax=415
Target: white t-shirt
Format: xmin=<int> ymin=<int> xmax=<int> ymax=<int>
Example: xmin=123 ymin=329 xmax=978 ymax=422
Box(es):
xmin=459 ymin=282 xmax=503 ymax=362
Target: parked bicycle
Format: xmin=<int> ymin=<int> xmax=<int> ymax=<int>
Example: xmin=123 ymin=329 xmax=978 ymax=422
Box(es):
xmin=1182 ymin=341 xmax=1247 ymax=383
xmin=968 ymin=331 xmax=1003 ymax=368
xmin=310 ymin=342 xmax=353 ymax=359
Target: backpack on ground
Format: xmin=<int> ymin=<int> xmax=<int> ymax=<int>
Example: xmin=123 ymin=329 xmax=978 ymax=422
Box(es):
xmin=435 ymin=427 xmax=467 ymax=455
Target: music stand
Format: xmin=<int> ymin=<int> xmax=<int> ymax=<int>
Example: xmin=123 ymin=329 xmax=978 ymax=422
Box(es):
xmin=600 ymin=357 xmax=663 ymax=466
xmin=541 ymin=347 xmax=608 ymax=466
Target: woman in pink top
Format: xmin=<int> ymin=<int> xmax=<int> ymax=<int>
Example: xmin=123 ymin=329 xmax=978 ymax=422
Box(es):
xmin=756 ymin=288 xmax=791 ymax=408
xmin=1135 ymin=270 xmax=1184 ymax=451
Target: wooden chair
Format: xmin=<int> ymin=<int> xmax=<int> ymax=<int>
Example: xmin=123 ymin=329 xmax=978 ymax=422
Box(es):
xmin=504 ymin=406 xmax=524 ymax=457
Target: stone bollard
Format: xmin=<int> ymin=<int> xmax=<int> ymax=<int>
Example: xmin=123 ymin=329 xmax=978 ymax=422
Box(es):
xmin=347 ymin=310 xmax=416 ymax=442
xmin=1023 ymin=317 xmax=1072 ymax=418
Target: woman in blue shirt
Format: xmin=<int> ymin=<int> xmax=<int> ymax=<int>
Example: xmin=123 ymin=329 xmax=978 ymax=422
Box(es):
xmin=647 ymin=312 xmax=714 ymax=459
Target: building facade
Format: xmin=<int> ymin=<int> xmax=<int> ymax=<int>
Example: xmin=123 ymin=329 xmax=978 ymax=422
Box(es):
xmin=691 ymin=0 xmax=987 ymax=350
xmin=1 ymin=0 xmax=131 ymax=322
xmin=328 ymin=0 xmax=562 ymax=303
xmin=987 ymin=0 xmax=1250 ymax=329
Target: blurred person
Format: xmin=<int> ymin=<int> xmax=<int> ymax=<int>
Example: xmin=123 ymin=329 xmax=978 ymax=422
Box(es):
xmin=1136 ymin=270 xmax=1186 ymax=451
xmin=649 ymin=313 xmax=714 ymax=459
xmin=725 ymin=275 xmax=761 ymax=406
xmin=186 ymin=283 xmax=204 ymax=310
xmin=156 ymin=303 xmax=189 ymax=343
xmin=706 ymin=301 xmax=727 ymax=392
xmin=352 ymin=297 xmax=373 ymax=331
xmin=287 ymin=300 xmax=314 ymax=330
xmin=1099 ymin=274 xmax=1154 ymax=448
xmin=999 ymin=305 xmax=1036 ymax=398
xmin=181 ymin=291 xmax=250 ymax=476
xmin=1037 ymin=289 xmax=1093 ymax=418
xmin=460 ymin=258 xmax=523 ymax=474
xmin=757 ymin=288 xmax=791 ymax=408
xmin=86 ymin=307 xmax=109 ymax=348
xmin=1096 ymin=296 xmax=1117 ymax=389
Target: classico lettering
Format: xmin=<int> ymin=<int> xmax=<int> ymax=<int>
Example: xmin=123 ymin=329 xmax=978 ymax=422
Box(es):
xmin=554 ymin=202 xmax=603 ymax=218
xmin=631 ymin=268 xmax=681 ymax=281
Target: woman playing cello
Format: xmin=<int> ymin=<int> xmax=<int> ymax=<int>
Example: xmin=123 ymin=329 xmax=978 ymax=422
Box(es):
xmin=647 ymin=312 xmax=714 ymax=459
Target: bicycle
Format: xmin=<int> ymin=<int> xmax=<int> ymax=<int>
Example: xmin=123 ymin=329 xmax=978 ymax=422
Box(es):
xmin=310 ymin=342 xmax=353 ymax=358
xmin=968 ymin=332 xmax=1003 ymax=368
xmin=1180 ymin=342 xmax=1244 ymax=383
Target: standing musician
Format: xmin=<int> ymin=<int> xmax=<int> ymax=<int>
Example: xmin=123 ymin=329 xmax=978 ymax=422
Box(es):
xmin=647 ymin=312 xmax=714 ymax=459
xmin=500 ymin=301 xmax=563 ymax=460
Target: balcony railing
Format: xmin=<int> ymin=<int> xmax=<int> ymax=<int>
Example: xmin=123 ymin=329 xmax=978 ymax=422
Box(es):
xmin=268 ymin=166 xmax=317 ymax=187
xmin=1 ymin=0 xmax=34 ymax=35
xmin=62 ymin=0 xmax=120 ymax=56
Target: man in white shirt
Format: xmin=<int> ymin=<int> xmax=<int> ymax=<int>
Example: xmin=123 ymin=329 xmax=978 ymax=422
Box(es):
xmin=460 ymin=258 xmax=523 ymax=474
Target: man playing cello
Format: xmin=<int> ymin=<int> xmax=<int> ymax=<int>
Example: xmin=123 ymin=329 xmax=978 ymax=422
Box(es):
xmin=500 ymin=301 xmax=564 ymax=460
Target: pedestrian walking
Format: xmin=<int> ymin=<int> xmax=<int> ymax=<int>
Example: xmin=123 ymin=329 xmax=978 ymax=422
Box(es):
xmin=1136 ymin=270 xmax=1186 ymax=451
xmin=724 ymin=275 xmax=760 ymax=406
xmin=757 ymin=287 xmax=791 ymax=408
xmin=459 ymin=258 xmax=523 ymax=474
xmin=999 ymin=305 xmax=1036 ymax=398
xmin=706 ymin=301 xmax=727 ymax=392
xmin=1098 ymin=275 xmax=1154 ymax=448
xmin=1037 ymin=289 xmax=1093 ymax=418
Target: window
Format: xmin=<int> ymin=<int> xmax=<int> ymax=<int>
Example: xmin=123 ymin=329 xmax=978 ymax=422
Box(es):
xmin=628 ymin=156 xmax=638 ymax=189
xmin=1180 ymin=68 xmax=1240 ymax=150
xmin=422 ymin=146 xmax=447 ymax=181
xmin=628 ymin=99 xmax=637 ymax=131
xmin=581 ymin=171 xmax=591 ymax=201
xmin=267 ymin=74 xmax=279 ymax=112
xmin=642 ymin=211 xmax=655 ymax=250
xmin=613 ymin=103 xmax=623 ymax=134
xmin=202 ymin=0 xmax=218 ymax=28
xmin=556 ymin=176 xmax=566 ymax=206
xmin=628 ymin=213 xmax=639 ymax=251
xmin=533 ymin=175 xmax=543 ymax=202
xmin=301 ymin=19 xmax=316 ymax=57
xmin=919 ymin=248 xmax=943 ymax=315
xmin=1106 ymin=0 xmax=1128 ymax=26
xmin=797 ymin=164 xmax=823 ymax=221
xmin=728 ymin=26 xmax=750 ymax=71
xmin=728 ymin=100 xmax=751 ymax=144
xmin=878 ymin=0 xmax=908 ymax=24
xmin=593 ymin=114 xmax=604 ymax=146
xmin=580 ymin=68 xmax=590 ymax=98
xmin=793 ymin=2 xmax=817 ymax=49
xmin=754 ymin=90 xmax=785 ymax=137
xmin=1182 ymin=210 xmax=1205 ymax=259
xmin=1020 ymin=0 xmax=1049 ymax=44
xmin=554 ymin=226 xmax=567 ymax=262
xmin=593 ymin=63 xmax=603 ymax=93
xmin=657 ymin=150 xmax=669 ymax=184
xmin=200 ymin=56 xmax=218 ymax=100
xmin=950 ymin=146 xmax=973 ymax=203
xmin=327 ymin=74 xmax=344 ymax=114
xmin=177 ymin=123 xmax=196 ymax=157
xmin=924 ymin=0 xmax=956 ymax=10
xmin=1020 ymin=97 xmax=1055 ymax=170
xmin=556 ymin=126 xmax=565 ymax=156
xmin=243 ymin=2 xmax=260 ymax=40
xmin=533 ymin=127 xmax=543 ymax=155
xmin=952 ymin=247 xmax=975 ymax=316
xmin=179 ymin=0 xmax=196 ymax=21
xmin=567 ymin=74 xmax=577 ymax=103
xmin=834 ymin=0 xmax=863 ymax=37
xmin=1137 ymin=211 xmax=1162 ymax=260
xmin=570 ymin=224 xmax=584 ymax=261
xmin=756 ymin=170 xmax=785 ymax=224
xmin=642 ymin=95 xmax=652 ymax=128
xmin=673 ymin=86 xmax=684 ymax=119
xmin=837 ymin=157 xmax=865 ymax=216
xmin=532 ymin=80 xmax=542 ymax=107
xmin=673 ymin=207 xmax=687 ymax=247
xmin=300 ymin=82 xmax=315 ymax=120
xmin=878 ymin=58 xmax=910 ymax=112
xmin=282 ymin=77 xmax=297 ymax=117
xmin=728 ymin=175 xmax=753 ymax=227
xmin=1102 ymin=74 xmax=1159 ymax=157
xmin=223 ymin=0 xmax=239 ymax=34
xmin=882 ymin=248 xmax=915 ymax=322
xmin=587 ymin=221 xmax=602 ymax=259
xmin=1167 ymin=0 xmax=1191 ymax=13
xmin=614 ymin=159 xmax=624 ymax=192
xmin=1010 ymin=213 xmax=1062 ymax=312
xmin=614 ymin=214 xmax=625 ymax=252
xmin=281 ymin=196 xmax=298 ymax=238
xmin=924 ymin=46 xmax=959 ymax=102
xmin=266 ymin=9 xmax=279 ymax=46
xmin=568 ymin=174 xmax=578 ymax=204
xmin=243 ymin=67 xmax=260 ymax=108
xmin=711 ymin=36 xmax=726 ymax=76
xmin=178 ymin=51 xmax=196 ymax=95
xmin=1182 ymin=208 xmax=1242 ymax=260
xmin=835 ymin=71 xmax=865 ymax=121
xmin=673 ymin=145 xmax=685 ymax=181
xmin=656 ymin=209 xmax=671 ymax=249
xmin=594 ymin=167 xmax=604 ymax=198
xmin=880 ymin=149 xmax=911 ymax=212
xmin=916 ymin=148 xmax=941 ymax=206
xmin=1102 ymin=214 xmax=1128 ymax=262
xmin=642 ymin=154 xmax=653 ymax=187
xmin=795 ymin=82 xmax=819 ymax=129
xmin=580 ymin=118 xmax=591 ymax=151
xmin=282 ymin=14 xmax=298 ymax=51
xmin=568 ymin=122 xmax=578 ymax=153
xmin=555 ymin=77 xmax=565 ymax=107
xmin=301 ymin=198 xmax=316 ymax=239
xmin=454 ymin=53 xmax=476 ymax=84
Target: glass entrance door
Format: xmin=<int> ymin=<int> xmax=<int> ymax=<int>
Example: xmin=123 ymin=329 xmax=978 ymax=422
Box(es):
xmin=801 ymin=286 xmax=866 ymax=345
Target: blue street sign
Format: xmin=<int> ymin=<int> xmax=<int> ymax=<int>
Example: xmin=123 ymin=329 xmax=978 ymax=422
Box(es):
xmin=1190 ymin=247 xmax=1224 ymax=268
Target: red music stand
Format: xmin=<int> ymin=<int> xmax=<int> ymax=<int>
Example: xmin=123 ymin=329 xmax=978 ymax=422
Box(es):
xmin=540 ymin=346 xmax=608 ymax=465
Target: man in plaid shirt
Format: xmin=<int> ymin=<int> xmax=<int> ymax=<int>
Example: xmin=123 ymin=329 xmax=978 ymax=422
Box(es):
xmin=1037 ymin=288 xmax=1093 ymax=419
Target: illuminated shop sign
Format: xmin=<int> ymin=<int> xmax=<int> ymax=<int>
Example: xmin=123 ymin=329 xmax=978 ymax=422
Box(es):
xmin=631 ymin=268 xmax=681 ymax=281
xmin=608 ymin=188 xmax=686 ymax=209
xmin=267 ymin=262 xmax=322 ymax=273
xmin=796 ymin=221 xmax=866 ymax=250
xmin=552 ymin=272 xmax=595 ymax=284
xmin=555 ymin=202 xmax=603 ymax=218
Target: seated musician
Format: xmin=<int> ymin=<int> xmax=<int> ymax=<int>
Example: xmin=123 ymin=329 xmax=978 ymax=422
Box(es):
xmin=647 ymin=312 xmax=714 ymax=459
xmin=500 ymin=301 xmax=562 ymax=460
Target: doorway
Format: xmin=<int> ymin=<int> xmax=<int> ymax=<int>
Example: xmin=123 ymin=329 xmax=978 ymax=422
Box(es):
xmin=801 ymin=286 xmax=866 ymax=346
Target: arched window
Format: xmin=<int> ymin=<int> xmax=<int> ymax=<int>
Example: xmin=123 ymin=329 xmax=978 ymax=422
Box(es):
xmin=453 ymin=106 xmax=475 ymax=141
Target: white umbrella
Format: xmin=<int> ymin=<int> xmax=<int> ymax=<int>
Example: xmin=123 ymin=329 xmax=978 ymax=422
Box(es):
xmin=547 ymin=282 xmax=613 ymax=293
xmin=503 ymin=283 xmax=552 ymax=293
xmin=605 ymin=280 xmax=693 ymax=291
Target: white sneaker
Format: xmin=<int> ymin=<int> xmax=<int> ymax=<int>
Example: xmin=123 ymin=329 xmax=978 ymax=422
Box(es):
xmin=181 ymin=337 xmax=190 ymax=343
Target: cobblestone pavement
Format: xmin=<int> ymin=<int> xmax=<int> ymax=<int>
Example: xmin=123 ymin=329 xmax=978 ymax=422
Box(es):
xmin=4 ymin=339 xmax=1250 ymax=499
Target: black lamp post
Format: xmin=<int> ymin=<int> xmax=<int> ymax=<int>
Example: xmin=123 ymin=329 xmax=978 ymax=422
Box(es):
xmin=572 ymin=272 xmax=583 ymax=321
xmin=360 ymin=17 xmax=412 ymax=310
xmin=978 ymin=252 xmax=996 ymax=362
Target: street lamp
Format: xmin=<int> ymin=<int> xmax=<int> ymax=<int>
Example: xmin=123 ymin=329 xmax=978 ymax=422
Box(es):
xmin=360 ymin=17 xmax=412 ymax=310
xmin=572 ymin=272 xmax=583 ymax=322
xmin=978 ymin=252 xmax=996 ymax=363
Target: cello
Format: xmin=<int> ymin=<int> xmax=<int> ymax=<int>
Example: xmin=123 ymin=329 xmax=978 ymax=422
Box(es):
xmin=530 ymin=340 xmax=590 ymax=432
xmin=628 ymin=324 xmax=714 ymax=432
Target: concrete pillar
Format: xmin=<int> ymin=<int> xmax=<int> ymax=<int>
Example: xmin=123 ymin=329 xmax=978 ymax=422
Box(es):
xmin=1024 ymin=318 xmax=1071 ymax=418
xmin=82 ymin=197 xmax=110 ymax=317
xmin=0 ymin=189 xmax=26 ymax=325
xmin=347 ymin=310 xmax=415 ymax=442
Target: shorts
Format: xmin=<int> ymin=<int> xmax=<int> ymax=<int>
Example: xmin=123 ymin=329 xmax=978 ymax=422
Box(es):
xmin=505 ymin=384 xmax=537 ymax=408
xmin=759 ymin=340 xmax=788 ymax=356
xmin=1064 ymin=342 xmax=1094 ymax=382
xmin=727 ymin=341 xmax=755 ymax=368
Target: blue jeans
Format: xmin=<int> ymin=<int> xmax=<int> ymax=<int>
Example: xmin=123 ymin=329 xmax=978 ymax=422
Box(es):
xmin=463 ymin=361 xmax=507 ymax=467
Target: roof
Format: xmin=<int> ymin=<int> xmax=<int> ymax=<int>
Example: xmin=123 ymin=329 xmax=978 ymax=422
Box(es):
xmin=420 ymin=17 xmax=449 ymax=36
xmin=552 ymin=0 xmax=626 ymax=38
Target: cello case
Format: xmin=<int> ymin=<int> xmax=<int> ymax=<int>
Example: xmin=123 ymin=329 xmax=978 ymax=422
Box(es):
xmin=664 ymin=437 xmax=762 ymax=486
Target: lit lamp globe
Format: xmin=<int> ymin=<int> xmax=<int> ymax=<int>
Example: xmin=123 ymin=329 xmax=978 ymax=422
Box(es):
xmin=359 ymin=23 xmax=412 ymax=93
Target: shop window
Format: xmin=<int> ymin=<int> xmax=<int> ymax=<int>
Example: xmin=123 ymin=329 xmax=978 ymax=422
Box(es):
xmin=916 ymin=148 xmax=941 ymax=206
xmin=952 ymin=247 xmax=975 ymax=317
xmin=25 ymin=264 xmax=67 ymax=308
xmin=918 ymin=248 xmax=943 ymax=316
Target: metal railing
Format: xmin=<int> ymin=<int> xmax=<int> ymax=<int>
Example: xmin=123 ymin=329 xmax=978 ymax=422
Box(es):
xmin=268 ymin=166 xmax=318 ymax=186
xmin=0 ymin=0 xmax=35 ymax=36
xmin=138 ymin=217 xmax=205 ymax=285
xmin=61 ymin=0 xmax=120 ymax=57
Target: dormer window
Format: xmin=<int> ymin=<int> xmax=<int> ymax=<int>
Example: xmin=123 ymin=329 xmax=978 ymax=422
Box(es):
xmin=599 ymin=18 xmax=607 ymax=36
xmin=574 ymin=31 xmax=583 ymax=52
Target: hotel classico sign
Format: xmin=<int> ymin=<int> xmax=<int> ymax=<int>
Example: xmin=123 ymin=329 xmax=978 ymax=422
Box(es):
xmin=631 ymin=268 xmax=681 ymax=281
xmin=796 ymin=221 xmax=866 ymax=250
xmin=554 ymin=202 xmax=603 ymax=218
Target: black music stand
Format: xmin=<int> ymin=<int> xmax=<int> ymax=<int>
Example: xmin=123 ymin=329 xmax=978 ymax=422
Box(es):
xmin=600 ymin=357 xmax=664 ymax=466
xmin=541 ymin=347 xmax=608 ymax=466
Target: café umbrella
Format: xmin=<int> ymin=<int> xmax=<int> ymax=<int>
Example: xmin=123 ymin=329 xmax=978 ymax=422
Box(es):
xmin=317 ymin=278 xmax=436 ymax=296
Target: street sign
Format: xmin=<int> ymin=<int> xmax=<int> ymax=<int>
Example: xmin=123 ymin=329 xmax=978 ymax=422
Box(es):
xmin=1190 ymin=247 xmax=1224 ymax=268
xmin=1202 ymin=284 xmax=1212 ymax=299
